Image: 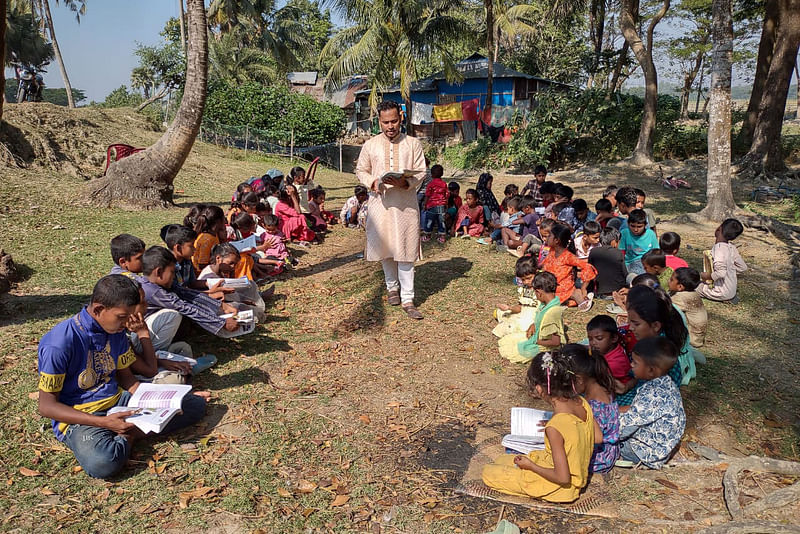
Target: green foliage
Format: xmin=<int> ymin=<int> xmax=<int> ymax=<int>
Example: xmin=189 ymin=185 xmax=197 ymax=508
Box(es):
xmin=445 ymin=90 xmax=708 ymax=170
xmin=204 ymin=82 xmax=345 ymax=145
xmin=95 ymin=85 xmax=144 ymax=108
xmin=4 ymin=80 xmax=85 ymax=105
xmin=283 ymin=0 xmax=334 ymax=71
xmin=5 ymin=4 xmax=54 ymax=68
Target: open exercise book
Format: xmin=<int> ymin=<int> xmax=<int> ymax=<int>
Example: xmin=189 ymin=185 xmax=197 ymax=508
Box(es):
xmin=204 ymin=276 xmax=250 ymax=289
xmin=219 ymin=309 xmax=256 ymax=337
xmin=107 ymin=383 xmax=192 ymax=434
xmin=501 ymin=407 xmax=553 ymax=454
xmin=230 ymin=234 xmax=257 ymax=253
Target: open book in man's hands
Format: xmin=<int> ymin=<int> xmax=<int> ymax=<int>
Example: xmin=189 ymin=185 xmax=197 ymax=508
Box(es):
xmin=107 ymin=383 xmax=192 ymax=434
xmin=377 ymin=169 xmax=422 ymax=185
xmin=501 ymin=407 xmax=553 ymax=454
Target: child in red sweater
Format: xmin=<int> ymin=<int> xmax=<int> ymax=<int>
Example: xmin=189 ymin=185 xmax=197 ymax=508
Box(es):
xmin=422 ymin=164 xmax=449 ymax=243
xmin=587 ymin=314 xmax=632 ymax=395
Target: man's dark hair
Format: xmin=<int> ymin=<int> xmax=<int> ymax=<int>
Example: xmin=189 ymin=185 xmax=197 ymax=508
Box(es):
xmin=354 ymin=185 xmax=368 ymax=197
xmin=534 ymin=165 xmax=547 ymax=175
xmin=615 ymin=186 xmax=638 ymax=208
xmin=377 ymin=100 xmax=402 ymax=116
xmin=628 ymin=209 xmax=648 ymax=225
xmin=430 ymin=164 xmax=444 ymax=178
xmin=142 ymin=246 xmax=176 ymax=276
xmin=163 ymin=225 xmax=197 ymax=250
xmin=586 ymin=314 xmax=619 ymax=336
xmin=595 ymin=198 xmax=613 ymax=213
xmin=642 ymin=249 xmax=666 ymax=268
xmin=572 ymin=198 xmax=588 ymax=212
xmin=533 ymin=271 xmax=557 ymax=293
xmin=110 ymin=234 xmax=146 ymax=266
xmin=659 ymin=231 xmax=681 ymax=254
xmin=90 ymin=274 xmax=141 ymax=308
xmin=600 ymin=227 xmax=621 ymax=246
xmin=674 ymin=266 xmax=701 ymax=291
xmin=554 ymin=184 xmax=573 ymax=200
xmin=515 ymin=255 xmax=538 ymax=277
xmin=720 ymin=218 xmax=744 ymax=241
xmin=583 ymin=220 xmax=602 ymax=235
xmin=633 ymin=337 xmax=678 ymax=371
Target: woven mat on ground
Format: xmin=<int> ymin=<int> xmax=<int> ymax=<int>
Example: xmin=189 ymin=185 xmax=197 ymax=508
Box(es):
xmin=454 ymin=426 xmax=620 ymax=518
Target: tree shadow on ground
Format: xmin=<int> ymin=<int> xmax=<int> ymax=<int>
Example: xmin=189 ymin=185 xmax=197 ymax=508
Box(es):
xmin=289 ymin=251 xmax=363 ymax=279
xmin=415 ymin=256 xmax=473 ymax=307
xmin=0 ymin=293 xmax=89 ymax=327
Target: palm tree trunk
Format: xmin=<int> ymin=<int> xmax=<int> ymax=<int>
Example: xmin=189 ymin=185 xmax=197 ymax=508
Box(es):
xmin=485 ymin=0 xmax=494 ymax=114
xmin=619 ymin=0 xmax=670 ymax=165
xmin=0 ymin=0 xmax=6 ymax=121
xmin=744 ymin=0 xmax=800 ymax=172
xmin=701 ymin=0 xmax=735 ymax=219
xmin=178 ymin=0 xmax=187 ymax=56
xmin=42 ymin=0 xmax=75 ymax=108
xmin=87 ymin=0 xmax=208 ymax=208
xmin=738 ymin=0 xmax=778 ymax=147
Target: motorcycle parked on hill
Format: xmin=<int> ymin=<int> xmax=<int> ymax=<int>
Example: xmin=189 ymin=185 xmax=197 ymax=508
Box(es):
xmin=11 ymin=61 xmax=46 ymax=103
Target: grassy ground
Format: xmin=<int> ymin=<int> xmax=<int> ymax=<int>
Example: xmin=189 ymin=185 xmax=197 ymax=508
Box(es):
xmin=0 ymin=104 xmax=799 ymax=532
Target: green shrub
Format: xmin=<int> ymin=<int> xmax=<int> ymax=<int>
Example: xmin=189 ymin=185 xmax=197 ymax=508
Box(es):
xmin=204 ymin=82 xmax=345 ymax=145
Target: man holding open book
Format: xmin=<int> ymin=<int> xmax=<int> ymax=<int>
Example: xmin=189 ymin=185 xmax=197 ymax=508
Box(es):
xmin=355 ymin=100 xmax=427 ymax=320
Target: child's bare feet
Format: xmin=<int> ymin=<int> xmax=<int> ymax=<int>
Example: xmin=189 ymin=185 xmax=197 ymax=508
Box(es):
xmin=194 ymin=390 xmax=212 ymax=400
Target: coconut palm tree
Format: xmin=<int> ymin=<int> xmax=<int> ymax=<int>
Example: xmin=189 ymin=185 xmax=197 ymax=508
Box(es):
xmin=5 ymin=2 xmax=53 ymax=67
xmin=208 ymin=28 xmax=277 ymax=84
xmin=87 ymin=0 xmax=208 ymax=208
xmin=321 ymin=0 xmax=472 ymax=112
xmin=38 ymin=0 xmax=82 ymax=107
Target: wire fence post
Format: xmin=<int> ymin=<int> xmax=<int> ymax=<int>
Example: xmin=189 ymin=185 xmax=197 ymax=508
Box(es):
xmin=338 ymin=138 xmax=343 ymax=172
xmin=290 ymin=129 xmax=294 ymax=161
xmin=244 ymin=125 xmax=249 ymax=158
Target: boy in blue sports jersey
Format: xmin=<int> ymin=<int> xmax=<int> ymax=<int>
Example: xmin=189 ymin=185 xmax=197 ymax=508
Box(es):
xmin=37 ymin=274 xmax=208 ymax=479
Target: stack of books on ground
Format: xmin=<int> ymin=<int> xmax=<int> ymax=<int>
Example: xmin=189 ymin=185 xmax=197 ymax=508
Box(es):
xmin=107 ymin=383 xmax=192 ymax=434
xmin=501 ymin=407 xmax=553 ymax=454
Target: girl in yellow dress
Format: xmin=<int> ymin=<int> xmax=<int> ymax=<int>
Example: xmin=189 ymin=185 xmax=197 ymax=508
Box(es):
xmin=482 ymin=350 xmax=597 ymax=502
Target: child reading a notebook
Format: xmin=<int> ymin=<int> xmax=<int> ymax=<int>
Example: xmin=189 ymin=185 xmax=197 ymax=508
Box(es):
xmin=499 ymin=271 xmax=565 ymax=363
xmin=618 ymin=337 xmax=686 ymax=469
xmin=568 ymin=343 xmax=620 ymax=473
xmin=161 ymin=224 xmax=229 ymax=299
xmin=37 ymin=274 xmax=207 ymax=478
xmin=669 ymin=267 xmax=707 ymax=348
xmin=482 ymin=350 xmax=595 ymax=502
xmin=586 ymin=314 xmax=632 ymax=394
xmin=229 ymin=212 xmax=284 ymax=278
xmin=697 ymin=218 xmax=747 ymax=303
xmin=197 ymin=242 xmax=269 ymax=322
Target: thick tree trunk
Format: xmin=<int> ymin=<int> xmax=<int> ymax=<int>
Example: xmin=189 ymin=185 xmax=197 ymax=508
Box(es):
xmin=701 ymin=0 xmax=735 ymax=220
xmin=619 ymin=0 xmax=670 ymax=165
xmin=42 ymin=0 xmax=75 ymax=108
xmin=87 ymin=0 xmax=208 ymax=208
xmin=738 ymin=0 xmax=778 ymax=147
xmin=0 ymin=0 xmax=6 ymax=122
xmin=744 ymin=0 xmax=800 ymax=172
xmin=485 ymin=0 xmax=494 ymax=111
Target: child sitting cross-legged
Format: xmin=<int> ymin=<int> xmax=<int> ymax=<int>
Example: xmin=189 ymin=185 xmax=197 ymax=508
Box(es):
xmin=502 ymin=196 xmax=542 ymax=258
xmin=259 ymin=214 xmax=297 ymax=266
xmin=499 ymin=271 xmax=566 ymax=364
xmin=642 ymin=249 xmax=673 ymax=289
xmin=697 ymin=218 xmax=747 ymax=303
xmin=192 ymin=205 xmax=256 ymax=281
xmin=36 ymin=274 xmax=208 ymax=479
xmin=274 ymin=184 xmax=316 ymax=244
xmin=197 ymin=242 xmax=270 ymax=322
xmin=308 ymin=187 xmax=338 ymax=232
xmin=587 ymin=314 xmax=632 ymax=395
xmin=668 ymin=267 xmax=707 ymax=349
xmin=229 ymin=212 xmax=285 ymax=278
xmin=161 ymin=224 xmax=231 ymax=300
xmin=493 ymin=256 xmax=539 ymax=339
xmin=454 ymin=188 xmax=485 ymax=238
xmin=481 ymin=350 xmax=595 ymax=502
xmin=618 ymin=337 xmax=686 ymax=469
xmin=567 ymin=343 xmax=621 ymax=473
xmin=540 ymin=223 xmax=597 ymax=311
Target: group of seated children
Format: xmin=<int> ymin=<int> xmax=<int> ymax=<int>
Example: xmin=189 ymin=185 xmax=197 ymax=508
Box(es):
xmin=482 ymin=338 xmax=685 ymax=501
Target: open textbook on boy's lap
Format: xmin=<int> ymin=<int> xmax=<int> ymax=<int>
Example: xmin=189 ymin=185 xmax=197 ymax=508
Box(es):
xmin=501 ymin=407 xmax=553 ymax=454
xmin=107 ymin=383 xmax=192 ymax=434
xmin=204 ymin=276 xmax=250 ymax=289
